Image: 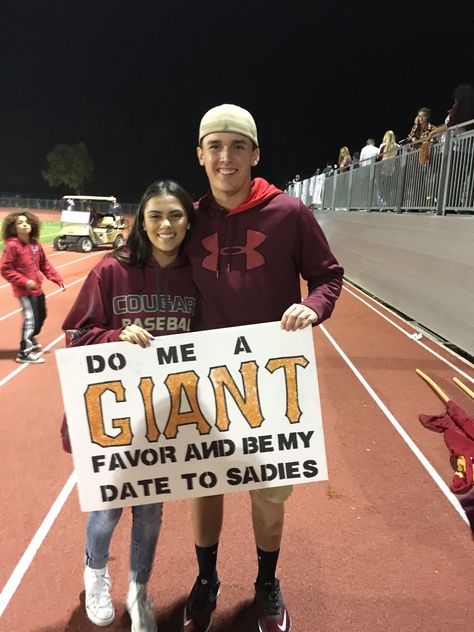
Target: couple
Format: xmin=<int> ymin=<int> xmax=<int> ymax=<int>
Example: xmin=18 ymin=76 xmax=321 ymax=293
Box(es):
xmin=63 ymin=104 xmax=344 ymax=632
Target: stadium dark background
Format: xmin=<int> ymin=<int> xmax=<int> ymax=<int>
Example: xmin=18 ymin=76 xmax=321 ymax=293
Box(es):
xmin=1 ymin=0 xmax=472 ymax=202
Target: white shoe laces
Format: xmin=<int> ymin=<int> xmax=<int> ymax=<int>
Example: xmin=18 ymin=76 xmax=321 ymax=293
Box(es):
xmin=88 ymin=573 xmax=112 ymax=609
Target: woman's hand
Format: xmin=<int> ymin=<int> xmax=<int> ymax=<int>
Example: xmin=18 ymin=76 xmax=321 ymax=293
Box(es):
xmin=280 ymin=304 xmax=319 ymax=331
xmin=26 ymin=279 xmax=36 ymax=290
xmin=119 ymin=324 xmax=153 ymax=347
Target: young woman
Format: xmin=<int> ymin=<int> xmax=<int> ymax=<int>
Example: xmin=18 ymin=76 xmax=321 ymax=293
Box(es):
xmin=379 ymin=130 xmax=400 ymax=161
xmin=1 ymin=210 xmax=65 ymax=364
xmin=62 ymin=180 xmax=197 ymax=632
xmin=337 ymin=146 xmax=352 ymax=172
xmin=376 ymin=131 xmax=400 ymax=206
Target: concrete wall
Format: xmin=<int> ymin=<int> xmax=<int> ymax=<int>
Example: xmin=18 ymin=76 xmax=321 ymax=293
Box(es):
xmin=314 ymin=210 xmax=474 ymax=356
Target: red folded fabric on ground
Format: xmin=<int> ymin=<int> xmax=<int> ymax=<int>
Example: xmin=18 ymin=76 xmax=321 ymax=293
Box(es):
xmin=420 ymin=400 xmax=474 ymax=494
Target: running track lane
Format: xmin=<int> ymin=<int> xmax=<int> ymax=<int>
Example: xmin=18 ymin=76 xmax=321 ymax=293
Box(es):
xmin=1 ymin=262 xmax=474 ymax=630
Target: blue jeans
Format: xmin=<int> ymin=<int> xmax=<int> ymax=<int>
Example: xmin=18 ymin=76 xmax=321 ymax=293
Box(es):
xmin=85 ymin=503 xmax=163 ymax=583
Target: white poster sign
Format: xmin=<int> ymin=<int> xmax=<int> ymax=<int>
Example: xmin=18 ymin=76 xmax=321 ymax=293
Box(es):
xmin=55 ymin=321 xmax=328 ymax=511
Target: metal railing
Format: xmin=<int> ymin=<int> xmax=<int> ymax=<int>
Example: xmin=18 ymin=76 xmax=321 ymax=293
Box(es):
xmin=287 ymin=119 xmax=474 ymax=215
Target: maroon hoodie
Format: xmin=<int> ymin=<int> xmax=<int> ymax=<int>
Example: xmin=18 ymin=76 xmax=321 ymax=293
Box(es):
xmin=1 ymin=237 xmax=64 ymax=297
xmin=186 ymin=177 xmax=343 ymax=330
xmin=62 ymin=253 xmax=197 ymax=346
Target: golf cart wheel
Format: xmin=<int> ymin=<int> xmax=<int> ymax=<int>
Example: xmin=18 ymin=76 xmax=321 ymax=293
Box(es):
xmin=53 ymin=236 xmax=68 ymax=251
xmin=77 ymin=237 xmax=93 ymax=253
xmin=113 ymin=234 xmax=125 ymax=249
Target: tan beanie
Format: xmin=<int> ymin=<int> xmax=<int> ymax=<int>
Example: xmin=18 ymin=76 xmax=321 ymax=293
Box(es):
xmin=198 ymin=104 xmax=258 ymax=146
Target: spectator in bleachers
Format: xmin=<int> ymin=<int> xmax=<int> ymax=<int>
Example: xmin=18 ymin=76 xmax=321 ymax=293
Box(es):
xmin=359 ymin=138 xmax=379 ymax=165
xmin=406 ymin=107 xmax=436 ymax=147
xmin=426 ymin=84 xmax=474 ymax=209
xmin=322 ymin=162 xmax=333 ymax=175
xmin=337 ymin=146 xmax=352 ymax=172
xmin=427 ymin=84 xmax=474 ymax=141
xmin=352 ymin=151 xmax=361 ymax=168
xmin=377 ymin=131 xmax=400 ymax=205
xmin=379 ymin=130 xmax=400 ymax=161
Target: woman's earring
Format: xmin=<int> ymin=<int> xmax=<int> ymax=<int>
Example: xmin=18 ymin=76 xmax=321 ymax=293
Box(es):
xmin=187 ymin=225 xmax=191 ymax=230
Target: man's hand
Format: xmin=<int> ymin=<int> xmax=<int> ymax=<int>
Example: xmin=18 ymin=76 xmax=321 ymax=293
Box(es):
xmin=280 ymin=304 xmax=319 ymax=331
xmin=26 ymin=279 xmax=36 ymax=290
xmin=119 ymin=324 xmax=153 ymax=347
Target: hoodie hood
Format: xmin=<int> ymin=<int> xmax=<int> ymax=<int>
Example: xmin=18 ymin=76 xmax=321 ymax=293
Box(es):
xmin=228 ymin=177 xmax=282 ymax=215
xmin=199 ymin=177 xmax=282 ymax=216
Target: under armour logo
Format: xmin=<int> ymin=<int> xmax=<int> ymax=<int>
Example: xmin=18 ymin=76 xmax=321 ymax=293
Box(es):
xmin=202 ymin=230 xmax=266 ymax=271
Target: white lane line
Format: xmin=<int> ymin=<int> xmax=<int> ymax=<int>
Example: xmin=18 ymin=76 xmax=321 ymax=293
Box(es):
xmin=320 ymin=324 xmax=468 ymax=525
xmin=0 ymin=472 xmax=77 ymax=617
xmin=0 ymin=333 xmax=65 ymax=388
xmin=0 ymin=276 xmax=88 ymax=323
xmin=343 ymin=283 xmax=474 ymax=384
xmin=50 ymin=250 xmax=102 ymax=271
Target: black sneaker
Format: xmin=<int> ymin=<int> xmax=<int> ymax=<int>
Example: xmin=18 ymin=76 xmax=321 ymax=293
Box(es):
xmin=254 ymin=578 xmax=291 ymax=632
xmin=182 ymin=576 xmax=220 ymax=632
xmin=16 ymin=352 xmax=45 ymax=364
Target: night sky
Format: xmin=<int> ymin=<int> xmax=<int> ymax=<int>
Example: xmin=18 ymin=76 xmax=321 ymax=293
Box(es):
xmin=1 ymin=0 xmax=472 ymax=202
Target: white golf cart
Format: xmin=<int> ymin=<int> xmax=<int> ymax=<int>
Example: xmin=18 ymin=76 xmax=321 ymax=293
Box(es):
xmin=54 ymin=195 xmax=128 ymax=253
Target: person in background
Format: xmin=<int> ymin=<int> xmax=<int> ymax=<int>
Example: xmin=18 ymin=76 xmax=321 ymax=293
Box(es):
xmin=1 ymin=210 xmax=65 ymax=364
xmin=359 ymin=138 xmax=379 ymax=165
xmin=62 ymin=180 xmax=197 ymax=632
xmin=377 ymin=131 xmax=400 ymax=205
xmin=322 ymin=161 xmax=333 ymax=175
xmin=426 ymin=84 xmax=474 ymax=208
xmin=352 ymin=150 xmax=361 ymax=168
xmin=426 ymin=84 xmax=474 ymax=140
xmin=183 ymin=103 xmax=344 ymax=632
xmin=378 ymin=130 xmax=400 ymax=161
xmin=406 ymin=107 xmax=436 ymax=148
xmin=110 ymin=196 xmax=123 ymax=215
xmin=337 ymin=146 xmax=352 ymax=171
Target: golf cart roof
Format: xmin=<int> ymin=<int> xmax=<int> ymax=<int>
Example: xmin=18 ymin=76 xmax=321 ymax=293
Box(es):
xmin=62 ymin=195 xmax=116 ymax=202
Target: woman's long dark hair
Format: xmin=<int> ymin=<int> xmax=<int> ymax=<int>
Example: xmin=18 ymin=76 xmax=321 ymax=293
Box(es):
xmin=110 ymin=180 xmax=195 ymax=267
xmin=449 ymin=84 xmax=474 ymax=127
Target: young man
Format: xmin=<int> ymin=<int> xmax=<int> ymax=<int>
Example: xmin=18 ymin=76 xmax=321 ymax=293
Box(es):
xmin=184 ymin=104 xmax=344 ymax=632
xmin=359 ymin=138 xmax=380 ymax=165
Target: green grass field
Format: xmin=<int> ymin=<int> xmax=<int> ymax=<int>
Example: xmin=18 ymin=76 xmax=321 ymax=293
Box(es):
xmin=0 ymin=221 xmax=61 ymax=252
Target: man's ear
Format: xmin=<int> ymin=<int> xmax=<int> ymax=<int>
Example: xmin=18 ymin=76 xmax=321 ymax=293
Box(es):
xmin=196 ymin=145 xmax=205 ymax=166
xmin=252 ymin=147 xmax=260 ymax=166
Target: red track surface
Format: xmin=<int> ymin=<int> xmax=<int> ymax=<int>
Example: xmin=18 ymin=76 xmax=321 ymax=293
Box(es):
xmin=1 ymin=218 xmax=474 ymax=631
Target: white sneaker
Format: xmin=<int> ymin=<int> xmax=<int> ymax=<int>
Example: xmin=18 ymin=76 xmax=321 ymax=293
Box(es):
xmin=126 ymin=581 xmax=157 ymax=632
xmin=84 ymin=565 xmax=115 ymax=627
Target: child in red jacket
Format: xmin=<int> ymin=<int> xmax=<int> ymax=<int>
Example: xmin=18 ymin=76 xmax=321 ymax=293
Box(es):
xmin=1 ymin=210 xmax=65 ymax=364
